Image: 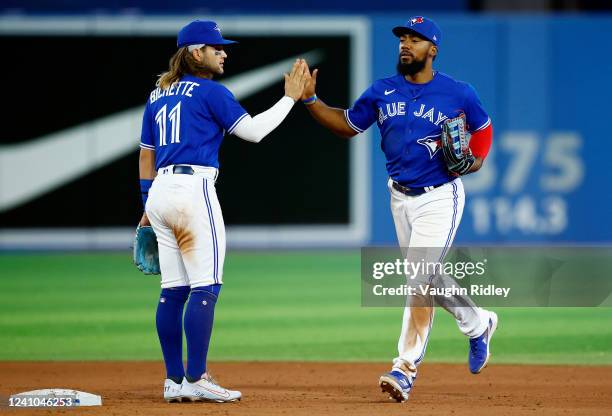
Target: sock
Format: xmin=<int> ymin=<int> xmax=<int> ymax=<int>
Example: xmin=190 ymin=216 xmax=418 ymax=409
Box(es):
xmin=184 ymin=284 xmax=222 ymax=382
xmin=168 ymin=376 xmax=183 ymax=385
xmin=156 ymin=286 xmax=190 ymax=382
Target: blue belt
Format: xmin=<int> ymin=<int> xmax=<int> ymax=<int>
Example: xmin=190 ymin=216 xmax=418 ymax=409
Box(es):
xmin=392 ymin=180 xmax=446 ymax=196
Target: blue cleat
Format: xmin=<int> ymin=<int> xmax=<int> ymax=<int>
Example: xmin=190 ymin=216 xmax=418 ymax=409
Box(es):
xmin=469 ymin=311 xmax=498 ymax=374
xmin=379 ymin=370 xmax=415 ymax=403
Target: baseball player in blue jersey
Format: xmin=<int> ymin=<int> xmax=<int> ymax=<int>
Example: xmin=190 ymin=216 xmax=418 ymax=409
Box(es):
xmin=137 ymin=20 xmax=307 ymax=403
xmin=300 ymin=17 xmax=497 ymax=403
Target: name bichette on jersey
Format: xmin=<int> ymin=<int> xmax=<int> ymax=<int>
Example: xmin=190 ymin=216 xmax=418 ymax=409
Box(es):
xmin=149 ymin=81 xmax=200 ymax=104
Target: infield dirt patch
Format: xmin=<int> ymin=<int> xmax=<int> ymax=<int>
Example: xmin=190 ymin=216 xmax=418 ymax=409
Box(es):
xmin=0 ymin=362 xmax=610 ymax=415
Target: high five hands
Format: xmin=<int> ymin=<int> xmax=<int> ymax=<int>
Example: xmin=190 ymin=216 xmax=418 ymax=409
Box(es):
xmin=284 ymin=59 xmax=320 ymax=102
xmin=284 ymin=59 xmax=309 ymax=101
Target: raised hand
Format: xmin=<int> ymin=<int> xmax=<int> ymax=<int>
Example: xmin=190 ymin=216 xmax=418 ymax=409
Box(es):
xmin=284 ymin=59 xmax=308 ymax=101
xmin=301 ymin=61 xmax=318 ymax=101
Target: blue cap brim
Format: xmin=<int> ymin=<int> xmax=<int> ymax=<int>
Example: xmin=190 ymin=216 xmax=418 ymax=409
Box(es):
xmin=215 ymin=39 xmax=238 ymax=45
xmin=392 ymin=26 xmax=420 ymax=38
xmin=392 ymin=26 xmax=436 ymax=45
xmin=392 ymin=26 xmax=408 ymax=37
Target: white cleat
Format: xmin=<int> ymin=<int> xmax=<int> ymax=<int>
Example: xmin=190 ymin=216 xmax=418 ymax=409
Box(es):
xmin=163 ymin=378 xmax=183 ymax=403
xmin=181 ymin=375 xmax=241 ymax=403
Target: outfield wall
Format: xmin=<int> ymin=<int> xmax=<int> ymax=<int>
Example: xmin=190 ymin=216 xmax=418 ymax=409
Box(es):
xmin=0 ymin=14 xmax=610 ymax=248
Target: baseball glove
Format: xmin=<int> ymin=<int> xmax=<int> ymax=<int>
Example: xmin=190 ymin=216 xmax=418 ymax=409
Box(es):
xmin=133 ymin=225 xmax=161 ymax=275
xmin=441 ymin=114 xmax=476 ymax=176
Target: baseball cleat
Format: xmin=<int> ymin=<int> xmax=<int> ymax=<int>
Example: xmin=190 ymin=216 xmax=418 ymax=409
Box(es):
xmin=469 ymin=311 xmax=498 ymax=374
xmin=163 ymin=378 xmax=184 ymax=403
xmin=181 ymin=375 xmax=241 ymax=403
xmin=379 ymin=370 xmax=414 ymax=403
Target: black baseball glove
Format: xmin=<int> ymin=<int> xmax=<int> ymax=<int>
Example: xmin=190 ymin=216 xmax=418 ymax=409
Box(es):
xmin=441 ymin=114 xmax=476 ymax=176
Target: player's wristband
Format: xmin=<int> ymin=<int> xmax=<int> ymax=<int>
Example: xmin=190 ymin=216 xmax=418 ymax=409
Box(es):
xmin=302 ymin=95 xmax=317 ymax=106
xmin=140 ymin=179 xmax=153 ymax=208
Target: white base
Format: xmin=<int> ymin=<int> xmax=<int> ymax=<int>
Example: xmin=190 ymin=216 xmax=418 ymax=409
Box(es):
xmin=12 ymin=389 xmax=102 ymax=406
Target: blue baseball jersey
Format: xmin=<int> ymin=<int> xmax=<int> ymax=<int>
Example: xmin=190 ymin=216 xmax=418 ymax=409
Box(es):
xmin=345 ymin=72 xmax=490 ymax=188
xmin=140 ymin=74 xmax=248 ymax=170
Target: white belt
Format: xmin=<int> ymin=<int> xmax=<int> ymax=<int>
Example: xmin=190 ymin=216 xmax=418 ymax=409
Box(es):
xmin=157 ymin=164 xmax=218 ymax=181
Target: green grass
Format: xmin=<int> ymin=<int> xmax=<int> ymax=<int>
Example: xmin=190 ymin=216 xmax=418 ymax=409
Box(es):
xmin=0 ymin=252 xmax=610 ymax=364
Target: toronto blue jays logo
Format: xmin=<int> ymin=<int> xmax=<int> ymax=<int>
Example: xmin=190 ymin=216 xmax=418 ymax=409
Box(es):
xmin=214 ymin=25 xmax=222 ymax=34
xmin=410 ymin=17 xmax=424 ymax=26
xmin=417 ymin=134 xmax=442 ymax=159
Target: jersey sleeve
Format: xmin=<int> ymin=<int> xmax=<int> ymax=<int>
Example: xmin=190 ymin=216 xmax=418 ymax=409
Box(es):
xmin=463 ymin=83 xmax=490 ymax=132
xmin=206 ymin=84 xmax=249 ymax=134
xmin=344 ymin=86 xmax=377 ymax=134
xmin=139 ymin=102 xmax=156 ymax=151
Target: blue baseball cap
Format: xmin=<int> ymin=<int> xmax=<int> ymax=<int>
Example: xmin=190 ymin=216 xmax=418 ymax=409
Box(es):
xmin=177 ymin=20 xmax=237 ymax=48
xmin=392 ymin=16 xmax=442 ymax=46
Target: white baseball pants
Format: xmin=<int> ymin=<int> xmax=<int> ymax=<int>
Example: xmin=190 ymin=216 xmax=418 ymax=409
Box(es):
xmin=146 ymin=165 xmax=225 ymax=289
xmin=388 ymin=178 xmax=489 ymax=376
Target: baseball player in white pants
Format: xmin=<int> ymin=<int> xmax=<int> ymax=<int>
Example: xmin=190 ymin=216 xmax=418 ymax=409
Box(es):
xmin=138 ymin=20 xmax=308 ymax=403
xmin=389 ymin=177 xmax=492 ymax=384
xmin=299 ymin=16 xmax=497 ymax=403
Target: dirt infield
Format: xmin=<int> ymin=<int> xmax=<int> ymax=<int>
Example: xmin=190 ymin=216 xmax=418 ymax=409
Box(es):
xmin=1 ymin=362 xmax=611 ymax=415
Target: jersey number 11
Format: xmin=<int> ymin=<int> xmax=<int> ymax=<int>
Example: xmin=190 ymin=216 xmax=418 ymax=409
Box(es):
xmin=154 ymin=102 xmax=181 ymax=146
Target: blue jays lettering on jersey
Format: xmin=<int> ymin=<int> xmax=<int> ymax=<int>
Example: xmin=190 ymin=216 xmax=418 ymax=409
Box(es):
xmin=345 ymin=72 xmax=490 ymax=187
xmin=140 ymin=74 xmax=248 ymax=170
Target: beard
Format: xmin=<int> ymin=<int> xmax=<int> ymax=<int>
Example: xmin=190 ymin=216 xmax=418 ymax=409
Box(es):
xmin=397 ymin=55 xmax=426 ymax=76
